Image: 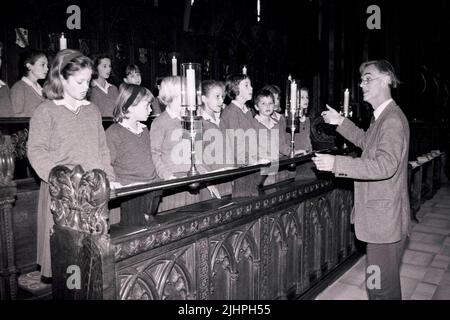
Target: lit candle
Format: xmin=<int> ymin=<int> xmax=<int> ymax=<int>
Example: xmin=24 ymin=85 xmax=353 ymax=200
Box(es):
xmin=242 ymin=65 xmax=247 ymax=75
xmin=343 ymin=88 xmax=349 ymax=116
xmin=186 ymin=66 xmax=196 ymax=107
xmin=172 ymin=55 xmax=177 ymax=76
xmin=59 ymin=33 xmax=67 ymax=51
xmin=288 ymin=74 xmax=292 ymax=81
xmin=290 ymin=80 xmax=297 ymax=114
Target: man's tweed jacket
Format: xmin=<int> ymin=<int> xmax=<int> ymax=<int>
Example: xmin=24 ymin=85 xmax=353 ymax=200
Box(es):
xmin=333 ymin=101 xmax=410 ymax=244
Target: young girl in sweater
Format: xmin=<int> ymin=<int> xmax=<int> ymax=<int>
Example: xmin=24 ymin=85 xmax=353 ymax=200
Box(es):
xmin=150 ymin=76 xmax=219 ymax=211
xmin=27 ymin=49 xmax=115 ymax=282
xmin=106 ymin=83 xmax=157 ymax=185
xmin=89 ymin=53 xmax=119 ymax=117
xmin=293 ymin=87 xmax=313 ymax=153
xmin=220 ymin=74 xmax=258 ymax=166
xmin=200 ymin=80 xmax=224 ymax=171
xmin=199 ymin=80 xmax=232 ymax=198
xmin=10 ymin=50 xmax=48 ymax=117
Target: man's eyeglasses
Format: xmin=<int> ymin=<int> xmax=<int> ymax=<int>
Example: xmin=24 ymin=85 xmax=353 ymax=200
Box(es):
xmin=359 ymin=76 xmax=384 ymax=86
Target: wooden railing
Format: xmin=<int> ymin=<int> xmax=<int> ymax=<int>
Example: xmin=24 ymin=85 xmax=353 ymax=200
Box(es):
xmin=47 ymin=153 xmax=357 ymax=300
xmin=408 ymin=150 xmax=446 ymax=221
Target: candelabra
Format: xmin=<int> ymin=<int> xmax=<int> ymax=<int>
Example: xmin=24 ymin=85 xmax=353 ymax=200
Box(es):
xmin=285 ymin=76 xmax=300 ymax=168
xmin=181 ymin=63 xmax=203 ymax=180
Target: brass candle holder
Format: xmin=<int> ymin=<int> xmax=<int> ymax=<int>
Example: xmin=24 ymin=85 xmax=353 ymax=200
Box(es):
xmin=285 ymin=76 xmax=300 ymax=169
xmin=339 ymin=89 xmax=353 ymax=150
xmin=180 ymin=63 xmax=203 ymax=188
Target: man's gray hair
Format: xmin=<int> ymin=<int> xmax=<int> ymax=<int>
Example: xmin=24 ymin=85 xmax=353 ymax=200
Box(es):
xmin=359 ymin=60 xmax=400 ymax=88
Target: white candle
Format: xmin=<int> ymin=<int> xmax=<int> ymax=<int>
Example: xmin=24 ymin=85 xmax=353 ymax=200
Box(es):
xmin=290 ymin=80 xmax=297 ymax=114
xmin=172 ymin=56 xmax=177 ymax=76
xmin=242 ymin=65 xmax=247 ymax=75
xmin=59 ymin=33 xmax=67 ymax=50
xmin=186 ymin=67 xmax=196 ymax=107
xmin=344 ymin=88 xmax=349 ymax=116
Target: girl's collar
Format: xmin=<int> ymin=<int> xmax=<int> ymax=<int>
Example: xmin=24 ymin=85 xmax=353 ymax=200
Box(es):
xmin=255 ymin=114 xmax=276 ymax=129
xmin=53 ymin=98 xmax=90 ymax=114
xmin=21 ymin=76 xmax=43 ymax=96
xmin=119 ymin=121 xmax=146 ymax=135
xmin=200 ymin=108 xmax=220 ymax=126
xmin=92 ymin=79 xmax=112 ymax=94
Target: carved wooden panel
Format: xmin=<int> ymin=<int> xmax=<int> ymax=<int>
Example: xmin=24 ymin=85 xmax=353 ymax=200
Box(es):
xmin=117 ymin=244 xmax=196 ymax=300
xmin=209 ymin=221 xmax=260 ymax=300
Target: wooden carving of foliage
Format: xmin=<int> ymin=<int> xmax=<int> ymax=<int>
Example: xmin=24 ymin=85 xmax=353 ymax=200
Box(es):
xmin=49 ymin=165 xmax=110 ymax=235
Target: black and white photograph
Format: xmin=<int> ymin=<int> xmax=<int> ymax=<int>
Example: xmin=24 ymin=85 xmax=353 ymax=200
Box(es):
xmin=1 ymin=0 xmax=450 ymax=306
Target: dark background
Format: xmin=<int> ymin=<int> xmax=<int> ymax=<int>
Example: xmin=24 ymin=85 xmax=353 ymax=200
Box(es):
xmin=1 ymin=0 xmax=449 ymax=156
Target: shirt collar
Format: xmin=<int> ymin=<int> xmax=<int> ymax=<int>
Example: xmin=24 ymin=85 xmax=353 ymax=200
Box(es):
xmin=53 ymin=98 xmax=91 ymax=114
xmin=92 ymin=79 xmax=112 ymax=94
xmin=0 ymin=80 xmax=6 ymax=88
xmin=373 ymin=99 xmax=392 ymax=120
xmin=119 ymin=121 xmax=146 ymax=135
xmin=232 ymin=100 xmax=249 ymax=114
xmin=255 ymin=114 xmax=276 ymax=129
xmin=200 ymin=108 xmax=220 ymax=126
xmin=21 ymin=76 xmax=43 ymax=96
xmin=271 ymin=112 xmax=282 ymax=121
xmin=166 ymin=106 xmax=182 ymax=120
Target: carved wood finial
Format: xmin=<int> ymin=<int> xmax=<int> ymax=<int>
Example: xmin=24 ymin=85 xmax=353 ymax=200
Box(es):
xmin=0 ymin=134 xmax=16 ymax=187
xmin=49 ymin=165 xmax=110 ymax=235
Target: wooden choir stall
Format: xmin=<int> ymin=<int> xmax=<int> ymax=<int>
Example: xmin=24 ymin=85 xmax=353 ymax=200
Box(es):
xmin=0 ymin=119 xmax=447 ymax=300
xmin=47 ymin=154 xmax=356 ymax=300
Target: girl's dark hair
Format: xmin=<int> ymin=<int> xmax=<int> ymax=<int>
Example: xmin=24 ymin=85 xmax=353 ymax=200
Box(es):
xmin=43 ymin=49 xmax=93 ymax=100
xmin=19 ymin=50 xmax=47 ymax=76
xmin=113 ymin=83 xmax=154 ymax=123
xmin=225 ymin=74 xmax=249 ymax=100
xmin=125 ymin=64 xmax=140 ymax=76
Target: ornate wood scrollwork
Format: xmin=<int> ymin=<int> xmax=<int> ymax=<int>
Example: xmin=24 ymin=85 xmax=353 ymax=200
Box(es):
xmin=0 ymin=134 xmax=15 ymax=187
xmin=48 ymin=165 xmax=110 ymax=236
xmin=10 ymin=129 xmax=28 ymax=160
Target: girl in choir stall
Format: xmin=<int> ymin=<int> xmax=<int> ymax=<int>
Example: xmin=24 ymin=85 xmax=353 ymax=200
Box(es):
xmin=149 ymin=76 xmax=219 ymax=211
xmin=27 ymin=49 xmax=116 ymax=283
xmin=220 ymin=74 xmax=259 ymax=166
xmin=89 ymin=53 xmax=119 ymax=117
xmin=292 ymin=87 xmax=313 ymax=153
xmin=122 ymin=64 xmax=142 ymax=86
xmin=199 ymin=80 xmax=225 ymax=171
xmin=149 ymin=76 xmax=191 ymax=181
xmin=105 ymin=83 xmax=157 ymax=186
xmin=0 ymin=42 xmax=13 ymax=117
xmin=199 ymin=80 xmax=232 ymax=198
xmin=10 ymin=50 xmax=48 ymax=117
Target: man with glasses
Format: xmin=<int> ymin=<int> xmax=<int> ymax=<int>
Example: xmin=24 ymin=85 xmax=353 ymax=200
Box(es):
xmin=312 ymin=60 xmax=410 ymax=300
